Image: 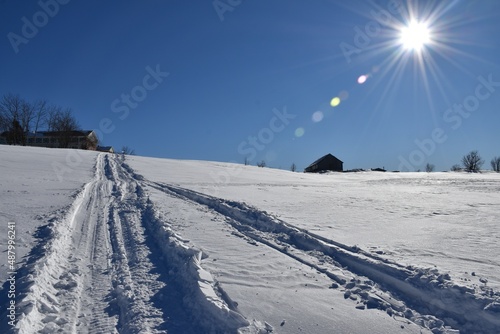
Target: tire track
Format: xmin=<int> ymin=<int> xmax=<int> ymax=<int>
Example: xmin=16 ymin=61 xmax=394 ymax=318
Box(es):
xmin=73 ymin=155 xmax=119 ymax=334
xmin=113 ymin=157 xmax=254 ymax=334
xmin=146 ymin=181 xmax=500 ymax=334
xmin=103 ymin=155 xmax=167 ymax=333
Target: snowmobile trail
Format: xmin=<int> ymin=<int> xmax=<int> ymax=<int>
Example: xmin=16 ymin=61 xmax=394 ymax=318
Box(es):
xmin=145 ymin=181 xmax=500 ymax=334
xmin=10 ymin=154 xmax=258 ymax=334
xmin=10 ymin=154 xmax=118 ymax=333
xmin=13 ymin=153 xmax=158 ymax=333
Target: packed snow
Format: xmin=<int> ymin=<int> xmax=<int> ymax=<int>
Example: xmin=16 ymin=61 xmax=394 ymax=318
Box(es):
xmin=1 ymin=145 xmax=499 ymax=333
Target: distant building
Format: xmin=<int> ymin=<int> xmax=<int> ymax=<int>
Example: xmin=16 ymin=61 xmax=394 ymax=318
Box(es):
xmin=0 ymin=130 xmax=98 ymax=150
xmin=304 ymin=153 xmax=343 ymax=173
xmin=97 ymin=146 xmax=114 ymax=153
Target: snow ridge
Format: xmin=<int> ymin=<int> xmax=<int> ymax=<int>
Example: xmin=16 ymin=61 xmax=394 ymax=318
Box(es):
xmin=148 ymin=182 xmax=500 ymax=334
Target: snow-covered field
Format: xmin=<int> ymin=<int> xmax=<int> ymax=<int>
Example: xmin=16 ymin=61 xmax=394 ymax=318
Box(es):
xmin=1 ymin=145 xmax=499 ymax=334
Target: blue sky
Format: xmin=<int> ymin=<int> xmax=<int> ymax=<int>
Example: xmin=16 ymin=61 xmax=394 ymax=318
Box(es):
xmin=1 ymin=0 xmax=500 ymax=171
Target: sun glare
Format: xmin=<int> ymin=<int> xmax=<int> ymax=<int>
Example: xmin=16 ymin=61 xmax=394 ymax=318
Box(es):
xmin=399 ymin=20 xmax=431 ymax=52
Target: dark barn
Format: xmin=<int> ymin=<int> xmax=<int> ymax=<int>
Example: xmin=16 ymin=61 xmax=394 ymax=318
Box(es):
xmin=304 ymin=153 xmax=343 ymax=173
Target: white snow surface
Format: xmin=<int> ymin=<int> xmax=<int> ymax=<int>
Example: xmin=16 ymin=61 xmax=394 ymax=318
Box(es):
xmin=1 ymin=145 xmax=499 ymax=334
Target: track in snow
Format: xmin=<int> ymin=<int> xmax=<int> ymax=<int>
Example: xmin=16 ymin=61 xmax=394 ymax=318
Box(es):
xmin=4 ymin=154 xmax=252 ymax=334
xmin=146 ymin=181 xmax=500 ymax=334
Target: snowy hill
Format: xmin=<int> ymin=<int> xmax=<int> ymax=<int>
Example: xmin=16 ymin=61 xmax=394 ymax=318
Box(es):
xmin=1 ymin=145 xmax=499 ymax=333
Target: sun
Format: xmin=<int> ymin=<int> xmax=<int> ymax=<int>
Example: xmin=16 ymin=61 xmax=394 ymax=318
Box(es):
xmin=399 ymin=20 xmax=431 ymax=52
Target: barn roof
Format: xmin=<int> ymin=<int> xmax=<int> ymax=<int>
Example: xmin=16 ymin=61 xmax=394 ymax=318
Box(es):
xmin=305 ymin=153 xmax=343 ymax=169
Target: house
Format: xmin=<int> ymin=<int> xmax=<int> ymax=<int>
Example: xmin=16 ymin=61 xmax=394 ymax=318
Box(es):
xmin=1 ymin=130 xmax=98 ymax=150
xmin=304 ymin=153 xmax=343 ymax=173
xmin=97 ymin=146 xmax=114 ymax=153
xmin=26 ymin=130 xmax=98 ymax=150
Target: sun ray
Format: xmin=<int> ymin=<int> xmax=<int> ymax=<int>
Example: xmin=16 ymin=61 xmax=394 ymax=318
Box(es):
xmin=421 ymin=52 xmax=458 ymax=106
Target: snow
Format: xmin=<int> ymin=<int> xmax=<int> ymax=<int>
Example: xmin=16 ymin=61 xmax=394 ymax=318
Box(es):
xmin=1 ymin=145 xmax=499 ymax=333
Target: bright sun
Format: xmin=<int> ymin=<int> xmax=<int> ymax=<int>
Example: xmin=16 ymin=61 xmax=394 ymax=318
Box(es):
xmin=399 ymin=20 xmax=431 ymax=52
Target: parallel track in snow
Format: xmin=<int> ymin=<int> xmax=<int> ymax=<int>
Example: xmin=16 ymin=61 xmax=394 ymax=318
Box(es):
xmin=10 ymin=154 xmax=120 ymax=333
xmin=10 ymin=155 xmax=253 ymax=334
xmin=146 ymin=181 xmax=500 ymax=334
xmin=11 ymin=154 xmax=166 ymax=333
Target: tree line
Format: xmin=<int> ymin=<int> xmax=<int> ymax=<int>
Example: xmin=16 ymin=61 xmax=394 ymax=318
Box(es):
xmin=0 ymin=93 xmax=80 ymax=146
xmin=456 ymin=150 xmax=500 ymax=173
xmin=426 ymin=151 xmax=499 ymax=173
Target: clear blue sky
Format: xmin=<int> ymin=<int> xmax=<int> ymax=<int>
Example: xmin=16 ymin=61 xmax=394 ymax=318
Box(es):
xmin=1 ymin=0 xmax=500 ymax=171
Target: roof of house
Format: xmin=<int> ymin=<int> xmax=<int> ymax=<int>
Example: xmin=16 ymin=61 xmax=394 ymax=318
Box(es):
xmin=26 ymin=130 xmax=94 ymax=137
xmin=305 ymin=153 xmax=343 ymax=169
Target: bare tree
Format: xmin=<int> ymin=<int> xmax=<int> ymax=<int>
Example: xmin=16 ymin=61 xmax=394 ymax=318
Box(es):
xmin=425 ymin=163 xmax=435 ymax=173
xmin=450 ymin=164 xmax=462 ymax=172
xmin=32 ymin=99 xmax=48 ymax=133
xmin=0 ymin=94 xmax=23 ymax=120
xmin=0 ymin=112 xmax=8 ymax=132
xmin=462 ymin=150 xmax=484 ymax=173
xmin=48 ymin=108 xmax=80 ymax=148
xmin=244 ymin=157 xmax=249 ymax=166
xmin=20 ymin=100 xmax=36 ymax=133
xmin=290 ymin=163 xmax=297 ymax=172
xmin=257 ymin=160 xmax=266 ymax=168
xmin=0 ymin=94 xmax=47 ymax=137
xmin=46 ymin=105 xmax=61 ymax=131
xmin=121 ymin=146 xmax=135 ymax=155
xmin=491 ymin=157 xmax=500 ymax=172
xmin=50 ymin=108 xmax=79 ymax=132
xmin=4 ymin=119 xmax=25 ymax=145
xmin=0 ymin=93 xmax=23 ymax=132
xmin=0 ymin=94 xmax=36 ymax=145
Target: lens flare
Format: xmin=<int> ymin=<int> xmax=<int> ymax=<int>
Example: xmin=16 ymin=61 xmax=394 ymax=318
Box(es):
xmin=295 ymin=127 xmax=305 ymax=137
xmin=338 ymin=90 xmax=349 ymax=101
xmin=357 ymin=75 xmax=368 ymax=84
xmin=312 ymin=111 xmax=324 ymax=123
xmin=330 ymin=97 xmax=341 ymax=107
